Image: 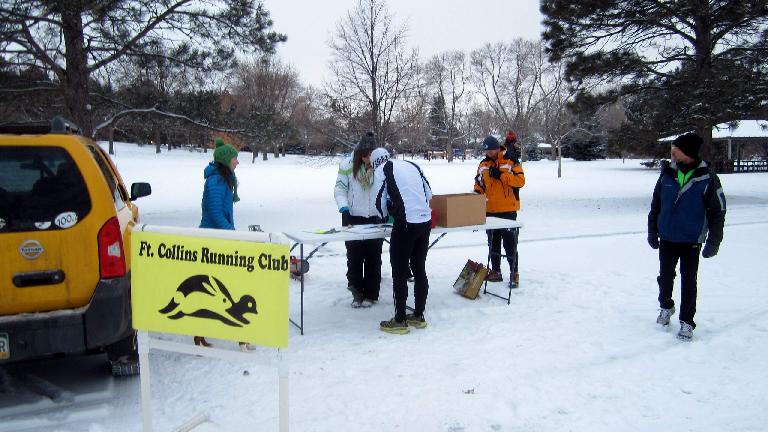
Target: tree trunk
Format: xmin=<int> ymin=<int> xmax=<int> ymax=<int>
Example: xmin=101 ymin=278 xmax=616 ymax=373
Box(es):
xmin=108 ymin=126 xmax=115 ymax=155
xmin=693 ymin=8 xmax=715 ymax=161
xmin=273 ymin=146 xmax=279 ymax=159
xmin=154 ymin=127 xmax=161 ymax=154
xmin=60 ymin=6 xmax=92 ymax=136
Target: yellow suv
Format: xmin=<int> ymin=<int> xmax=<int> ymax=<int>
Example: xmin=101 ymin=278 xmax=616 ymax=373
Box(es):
xmin=0 ymin=117 xmax=150 ymax=376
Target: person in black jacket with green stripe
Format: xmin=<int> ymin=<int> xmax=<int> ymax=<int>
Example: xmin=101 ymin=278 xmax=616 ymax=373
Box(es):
xmin=647 ymin=132 xmax=726 ymax=340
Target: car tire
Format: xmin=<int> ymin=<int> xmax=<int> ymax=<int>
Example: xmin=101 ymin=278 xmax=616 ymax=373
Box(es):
xmin=106 ymin=332 xmax=139 ymax=377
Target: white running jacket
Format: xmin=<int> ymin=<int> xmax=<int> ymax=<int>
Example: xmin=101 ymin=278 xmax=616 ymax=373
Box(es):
xmin=333 ymin=157 xmax=380 ymax=218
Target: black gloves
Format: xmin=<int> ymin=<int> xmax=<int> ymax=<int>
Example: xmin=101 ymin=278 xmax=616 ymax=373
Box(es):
xmin=341 ymin=209 xmax=351 ymax=226
xmin=489 ymin=166 xmax=502 ymax=179
xmin=647 ymin=234 xmax=659 ymax=249
xmin=702 ymin=242 xmax=719 ymax=258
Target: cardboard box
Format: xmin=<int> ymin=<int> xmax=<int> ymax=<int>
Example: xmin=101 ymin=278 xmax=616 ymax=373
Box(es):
xmin=429 ymin=193 xmax=486 ymax=228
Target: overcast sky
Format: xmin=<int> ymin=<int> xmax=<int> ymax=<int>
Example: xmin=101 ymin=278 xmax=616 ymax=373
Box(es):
xmin=261 ymin=0 xmax=544 ymax=87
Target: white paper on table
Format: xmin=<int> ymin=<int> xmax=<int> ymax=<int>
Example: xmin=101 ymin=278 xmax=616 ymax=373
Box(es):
xmin=344 ymin=224 xmax=391 ymax=234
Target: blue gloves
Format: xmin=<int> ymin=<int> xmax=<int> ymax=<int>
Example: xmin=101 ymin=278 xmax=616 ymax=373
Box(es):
xmin=339 ymin=207 xmax=349 ymax=213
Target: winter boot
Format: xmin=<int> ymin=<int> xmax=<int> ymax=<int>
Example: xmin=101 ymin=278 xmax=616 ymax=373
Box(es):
xmin=485 ymin=271 xmax=503 ymax=282
xmin=239 ymin=342 xmax=256 ymax=351
xmin=509 ymin=272 xmax=519 ymax=289
xmin=405 ymin=313 xmax=427 ymax=329
xmin=656 ymin=306 xmax=676 ymax=326
xmin=349 ymin=285 xmax=366 ymax=308
xmin=194 ymin=336 xmax=212 ymax=347
xmin=677 ymin=321 xmax=694 ymax=341
xmin=379 ymin=318 xmax=409 ymax=334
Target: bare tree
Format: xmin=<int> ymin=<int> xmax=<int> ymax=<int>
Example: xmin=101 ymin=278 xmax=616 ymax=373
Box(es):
xmin=395 ymin=86 xmax=430 ymax=158
xmin=469 ymin=39 xmax=549 ymax=160
xmin=325 ymin=0 xmax=420 ymax=146
xmin=424 ymin=50 xmax=468 ymax=162
xmin=231 ymin=58 xmax=302 ymax=161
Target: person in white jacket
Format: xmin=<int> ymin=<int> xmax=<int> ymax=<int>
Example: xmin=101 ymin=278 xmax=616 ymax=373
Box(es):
xmin=370 ymin=147 xmax=433 ymax=334
xmin=334 ymin=132 xmax=384 ymax=308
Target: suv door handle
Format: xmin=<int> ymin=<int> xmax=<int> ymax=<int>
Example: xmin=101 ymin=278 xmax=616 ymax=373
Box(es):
xmin=12 ymin=270 xmax=66 ymax=287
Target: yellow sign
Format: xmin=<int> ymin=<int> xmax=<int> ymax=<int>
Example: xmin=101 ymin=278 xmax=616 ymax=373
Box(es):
xmin=131 ymin=231 xmax=289 ymax=348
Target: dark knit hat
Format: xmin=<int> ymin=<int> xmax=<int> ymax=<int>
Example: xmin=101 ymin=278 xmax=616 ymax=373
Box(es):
xmin=483 ymin=135 xmax=500 ymax=150
xmin=214 ymin=138 xmax=238 ymax=166
xmin=672 ymin=132 xmax=702 ymax=159
xmin=357 ymin=131 xmax=377 ymax=151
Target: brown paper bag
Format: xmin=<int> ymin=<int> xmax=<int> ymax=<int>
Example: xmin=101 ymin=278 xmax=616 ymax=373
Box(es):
xmin=453 ymin=259 xmax=488 ymax=299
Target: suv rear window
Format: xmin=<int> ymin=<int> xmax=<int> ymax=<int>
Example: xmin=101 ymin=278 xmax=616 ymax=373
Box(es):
xmin=0 ymin=146 xmax=92 ymax=233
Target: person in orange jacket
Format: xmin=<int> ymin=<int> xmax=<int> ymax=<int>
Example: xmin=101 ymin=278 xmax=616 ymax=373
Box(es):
xmin=473 ymin=132 xmax=525 ymax=287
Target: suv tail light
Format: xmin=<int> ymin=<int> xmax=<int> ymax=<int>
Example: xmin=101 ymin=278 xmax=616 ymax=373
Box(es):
xmin=98 ymin=217 xmax=126 ymax=278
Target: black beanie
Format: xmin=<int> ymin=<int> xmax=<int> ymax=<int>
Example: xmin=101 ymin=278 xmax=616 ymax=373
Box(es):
xmin=357 ymin=131 xmax=377 ymax=151
xmin=482 ymin=135 xmax=500 ymax=150
xmin=672 ymin=132 xmax=702 ymax=159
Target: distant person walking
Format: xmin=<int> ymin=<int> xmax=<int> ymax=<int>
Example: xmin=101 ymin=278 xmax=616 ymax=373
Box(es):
xmin=371 ymin=148 xmax=433 ymax=334
xmin=334 ymin=132 xmax=384 ymax=308
xmin=648 ymin=132 xmax=726 ymax=340
xmin=474 ymin=132 xmax=525 ymax=288
xmin=197 ymin=138 xmax=252 ymax=351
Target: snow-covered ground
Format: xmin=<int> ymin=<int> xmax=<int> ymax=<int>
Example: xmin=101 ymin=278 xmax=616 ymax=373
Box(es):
xmin=2 ymin=143 xmax=767 ymax=432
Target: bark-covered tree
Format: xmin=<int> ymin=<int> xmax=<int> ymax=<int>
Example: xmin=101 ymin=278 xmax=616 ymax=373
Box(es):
xmin=325 ymin=0 xmax=420 ymax=146
xmin=0 ymin=0 xmax=286 ymax=135
xmin=425 ymin=50 xmax=468 ymax=162
xmin=542 ymin=0 xmax=768 ymax=160
xmin=231 ymin=57 xmax=303 ymax=161
xmin=469 ymin=39 xmax=552 ymax=161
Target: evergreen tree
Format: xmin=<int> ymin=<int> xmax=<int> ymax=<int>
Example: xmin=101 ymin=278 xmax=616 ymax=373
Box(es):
xmin=542 ymin=0 xmax=768 ymax=160
xmin=0 ymin=1 xmax=286 ymax=135
xmin=562 ymin=124 xmax=607 ymax=161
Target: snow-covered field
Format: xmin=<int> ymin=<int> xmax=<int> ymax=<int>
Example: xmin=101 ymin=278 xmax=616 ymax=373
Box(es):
xmin=2 ymin=142 xmax=767 ymax=432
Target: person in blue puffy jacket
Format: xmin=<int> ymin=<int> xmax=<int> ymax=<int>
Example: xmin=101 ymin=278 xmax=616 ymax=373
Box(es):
xmin=195 ymin=137 xmax=244 ymax=348
xmin=200 ymin=138 xmax=239 ymax=231
xmin=647 ymin=132 xmax=726 ymax=341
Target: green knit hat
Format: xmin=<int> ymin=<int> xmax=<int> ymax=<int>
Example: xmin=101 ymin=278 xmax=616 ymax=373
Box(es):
xmin=213 ymin=138 xmax=240 ymax=203
xmin=213 ymin=138 xmax=238 ymax=166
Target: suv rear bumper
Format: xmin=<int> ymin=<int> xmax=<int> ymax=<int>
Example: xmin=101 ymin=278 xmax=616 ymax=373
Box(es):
xmin=0 ymin=273 xmax=133 ymax=364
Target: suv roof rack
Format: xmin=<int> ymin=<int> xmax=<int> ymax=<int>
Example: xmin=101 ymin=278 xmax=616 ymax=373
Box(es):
xmin=0 ymin=116 xmax=82 ymax=135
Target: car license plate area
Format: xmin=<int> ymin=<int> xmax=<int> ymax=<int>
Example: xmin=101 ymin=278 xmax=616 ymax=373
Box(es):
xmin=0 ymin=333 xmax=9 ymax=359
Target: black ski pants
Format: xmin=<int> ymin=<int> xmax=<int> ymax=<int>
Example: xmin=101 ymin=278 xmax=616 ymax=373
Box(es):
xmin=486 ymin=211 xmax=518 ymax=274
xmin=344 ymin=215 xmax=383 ymax=301
xmin=657 ymin=240 xmax=700 ymax=328
xmin=390 ymin=219 xmax=431 ymax=322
